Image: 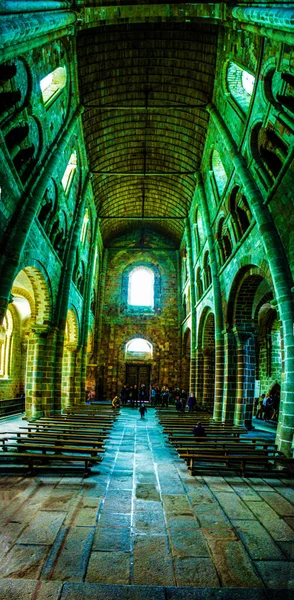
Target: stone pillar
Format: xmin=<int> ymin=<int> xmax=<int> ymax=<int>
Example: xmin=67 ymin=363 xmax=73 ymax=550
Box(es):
xmin=195 ymin=346 xmax=204 ymax=407
xmin=202 ymin=347 xmax=214 ymax=413
xmin=185 ymin=217 xmax=197 ymax=395
xmin=53 ymin=174 xmax=90 ymax=412
xmin=207 ymin=103 xmax=294 ymax=455
xmin=195 ymin=173 xmax=224 ymax=421
xmin=25 ymin=325 xmax=49 ymax=420
xmin=222 ymin=329 xmax=236 ymax=424
xmin=95 ymin=249 xmax=108 ymax=398
xmin=79 ymin=217 xmax=100 ymax=400
xmin=234 ymin=334 xmax=247 ymax=427
xmin=62 ymin=343 xmax=77 ymax=410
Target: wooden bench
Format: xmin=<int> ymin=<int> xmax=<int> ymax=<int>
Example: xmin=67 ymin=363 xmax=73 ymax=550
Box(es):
xmin=169 ymin=435 xmax=274 ymax=446
xmin=37 ymin=414 xmax=115 ymax=423
xmin=184 ymin=451 xmax=281 ymax=476
xmin=167 ymin=428 xmax=245 ymax=439
xmin=0 ymin=450 xmax=101 ymax=474
xmin=14 ymin=428 xmax=107 ymax=442
xmin=2 ymin=439 xmax=105 ymax=458
xmin=1 ymin=432 xmax=105 ymax=451
xmin=174 ymin=439 xmax=278 ymax=451
xmin=29 ymin=420 xmax=112 ymax=431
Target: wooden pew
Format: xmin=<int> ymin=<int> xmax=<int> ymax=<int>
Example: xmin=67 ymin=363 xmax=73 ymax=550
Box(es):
xmin=184 ymin=450 xmax=281 ymax=477
xmin=173 ymin=438 xmax=278 ymax=450
xmin=15 ymin=428 xmax=107 ymax=442
xmin=1 ymin=431 xmax=105 ymax=451
xmin=29 ymin=420 xmax=112 ymax=431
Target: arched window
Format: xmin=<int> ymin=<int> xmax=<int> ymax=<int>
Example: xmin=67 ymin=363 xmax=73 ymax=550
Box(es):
xmin=227 ymin=62 xmax=255 ymax=113
xmin=128 ymin=267 xmax=154 ymax=308
xmin=80 ymin=208 xmax=89 ymax=244
xmin=212 ymin=149 xmax=227 ymax=197
xmin=0 ymin=309 xmax=13 ymax=378
xmin=62 ymin=151 xmax=77 ymax=193
xmin=40 ymin=66 xmax=66 ymax=107
xmin=126 ymin=338 xmax=153 ymax=356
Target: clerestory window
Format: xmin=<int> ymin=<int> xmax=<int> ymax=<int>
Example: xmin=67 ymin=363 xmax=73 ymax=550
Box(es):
xmin=40 ymin=67 xmax=66 ymax=108
xmin=227 ymin=62 xmax=255 ymax=113
xmin=128 ymin=266 xmax=154 ymax=308
xmin=62 ymin=151 xmax=77 ymax=194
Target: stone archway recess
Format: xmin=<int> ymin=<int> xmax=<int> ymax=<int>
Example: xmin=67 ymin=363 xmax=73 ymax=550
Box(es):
xmin=11 ymin=266 xmax=51 ymax=419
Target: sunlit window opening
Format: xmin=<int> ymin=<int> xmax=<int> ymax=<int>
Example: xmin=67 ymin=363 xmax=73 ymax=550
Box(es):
xmin=128 ymin=267 xmax=154 ymax=307
xmin=40 ymin=66 xmax=66 ymax=107
xmin=126 ymin=338 xmax=153 ymax=355
xmin=212 ymin=148 xmax=227 ymax=196
xmin=227 ymin=62 xmax=255 ymax=113
xmin=80 ymin=208 xmax=89 ymax=244
xmin=0 ymin=309 xmax=13 ymax=378
xmin=62 ymin=151 xmax=77 ymax=193
xmin=242 ymin=71 xmax=255 ymax=96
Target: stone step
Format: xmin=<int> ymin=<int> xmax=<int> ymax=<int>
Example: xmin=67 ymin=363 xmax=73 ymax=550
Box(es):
xmin=0 ymin=580 xmax=292 ymax=600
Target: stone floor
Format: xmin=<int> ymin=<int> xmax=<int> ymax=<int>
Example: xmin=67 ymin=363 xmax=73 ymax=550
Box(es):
xmin=0 ymin=409 xmax=293 ymax=599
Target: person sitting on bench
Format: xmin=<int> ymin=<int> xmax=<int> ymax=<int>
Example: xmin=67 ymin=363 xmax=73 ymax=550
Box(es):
xmin=192 ymin=422 xmax=206 ymax=437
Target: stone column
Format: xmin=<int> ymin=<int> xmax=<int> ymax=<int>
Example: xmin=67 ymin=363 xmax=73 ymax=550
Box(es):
xmin=185 ymin=217 xmax=197 ymax=395
xmin=25 ymin=325 xmax=49 ymax=420
xmin=222 ymin=329 xmax=236 ymax=424
xmin=195 ymin=346 xmax=204 ymax=407
xmin=54 ymin=174 xmax=90 ymax=412
xmin=79 ymin=217 xmax=100 ymax=401
xmin=207 ymin=103 xmax=294 ymax=455
xmin=202 ymin=347 xmax=215 ymax=413
xmin=195 ymin=173 xmax=224 ymax=421
xmin=95 ymin=249 xmax=108 ymax=398
xmin=62 ymin=342 xmax=78 ymax=410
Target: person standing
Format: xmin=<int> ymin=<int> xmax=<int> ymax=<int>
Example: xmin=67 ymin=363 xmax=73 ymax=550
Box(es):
xmin=139 ymin=403 xmax=147 ymax=418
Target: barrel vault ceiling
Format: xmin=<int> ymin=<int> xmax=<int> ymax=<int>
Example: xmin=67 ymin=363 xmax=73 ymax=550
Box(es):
xmin=77 ymin=22 xmax=218 ymax=247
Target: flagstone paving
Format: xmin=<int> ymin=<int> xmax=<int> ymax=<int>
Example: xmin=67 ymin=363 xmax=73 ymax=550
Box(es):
xmin=0 ymin=409 xmax=293 ymax=599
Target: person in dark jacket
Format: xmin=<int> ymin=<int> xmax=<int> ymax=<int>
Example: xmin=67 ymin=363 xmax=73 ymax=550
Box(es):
xmin=192 ymin=422 xmax=206 ymax=437
xmin=139 ymin=403 xmax=147 ymax=418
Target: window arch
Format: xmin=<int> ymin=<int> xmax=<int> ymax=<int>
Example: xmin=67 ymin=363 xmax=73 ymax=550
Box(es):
xmin=212 ymin=149 xmax=227 ymax=197
xmin=0 ymin=309 xmax=13 ymax=378
xmin=62 ymin=151 xmax=77 ymax=193
xmin=128 ymin=266 xmax=154 ymax=308
xmin=217 ymin=218 xmax=233 ymax=266
xmin=203 ymin=251 xmax=212 ymax=289
xmin=126 ymin=338 xmax=153 ymax=356
xmin=40 ymin=66 xmax=67 ymax=107
xmin=229 ymin=187 xmax=251 ymax=241
xmin=227 ymin=62 xmax=255 ymax=113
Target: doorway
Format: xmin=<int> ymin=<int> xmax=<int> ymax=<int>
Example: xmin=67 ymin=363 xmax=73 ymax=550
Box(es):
xmin=126 ymin=364 xmax=151 ymax=393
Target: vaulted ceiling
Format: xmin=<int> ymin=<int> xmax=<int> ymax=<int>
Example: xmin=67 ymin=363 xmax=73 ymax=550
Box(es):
xmin=77 ymin=23 xmax=218 ymax=246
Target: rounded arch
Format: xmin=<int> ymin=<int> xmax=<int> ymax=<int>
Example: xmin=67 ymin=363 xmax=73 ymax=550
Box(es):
xmin=65 ymin=307 xmax=79 ymax=346
xmin=226 ymin=264 xmax=274 ymax=328
xmin=126 ymin=338 xmax=153 ymax=356
xmin=11 ymin=264 xmax=52 ymax=325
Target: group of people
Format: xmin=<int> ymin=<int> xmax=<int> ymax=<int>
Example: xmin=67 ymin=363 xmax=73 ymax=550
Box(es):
xmin=118 ymin=383 xmax=201 ymax=413
xmin=255 ymin=392 xmax=279 ymax=422
xmin=120 ymin=383 xmax=148 ymax=407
